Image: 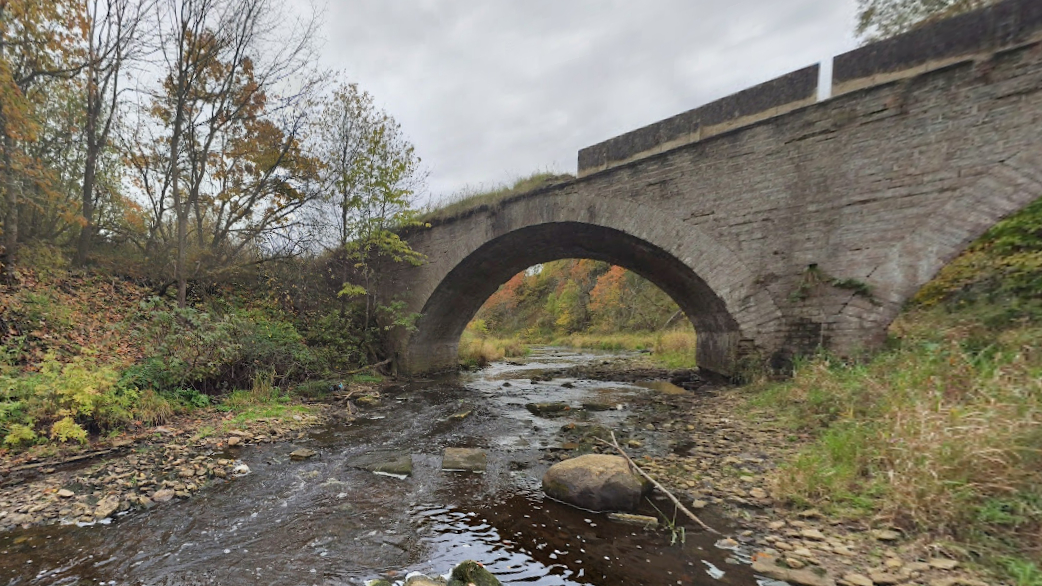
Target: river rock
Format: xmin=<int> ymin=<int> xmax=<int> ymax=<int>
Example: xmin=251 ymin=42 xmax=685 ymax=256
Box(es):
xmin=57 ymin=489 xmax=75 ymax=498
xmin=869 ymin=572 xmax=902 ymax=585
xmin=447 ymin=560 xmax=501 ymax=586
xmin=525 ymin=402 xmax=570 ymax=416
xmin=290 ymin=448 xmax=317 ymax=460
xmin=351 ymin=451 xmax=414 ymax=477
xmin=843 ymin=573 xmax=875 ymax=586
xmin=152 ymin=489 xmax=175 ymax=502
xmin=751 ymin=556 xmax=835 ymax=586
xmin=542 ymin=454 xmax=650 ymax=512
xmin=872 ymin=529 xmax=901 ymax=541
xmin=442 ymin=448 xmax=487 ymax=472
xmin=94 ymin=496 xmax=121 ymax=519
xmin=929 ymin=558 xmax=959 ymax=570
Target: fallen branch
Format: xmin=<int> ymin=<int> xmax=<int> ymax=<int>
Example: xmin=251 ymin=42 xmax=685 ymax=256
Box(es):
xmin=343 ymin=358 xmax=392 ymax=376
xmin=598 ymin=431 xmax=718 ymax=534
xmin=2 ymin=448 xmax=116 ymax=475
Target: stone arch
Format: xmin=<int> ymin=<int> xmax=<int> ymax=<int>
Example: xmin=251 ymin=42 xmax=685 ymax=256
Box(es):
xmin=395 ymin=193 xmax=785 ymax=376
xmin=866 ymin=151 xmax=1042 ymax=328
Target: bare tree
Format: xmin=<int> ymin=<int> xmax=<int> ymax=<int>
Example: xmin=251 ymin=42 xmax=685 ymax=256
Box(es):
xmin=74 ymin=0 xmax=152 ymax=266
xmin=131 ymin=0 xmax=320 ymax=305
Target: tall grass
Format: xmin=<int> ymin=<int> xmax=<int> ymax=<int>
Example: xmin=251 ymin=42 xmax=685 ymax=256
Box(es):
xmin=548 ymin=329 xmax=697 ymax=368
xmin=753 ymin=308 xmax=1042 ymax=579
xmin=458 ymin=331 xmax=528 ymax=367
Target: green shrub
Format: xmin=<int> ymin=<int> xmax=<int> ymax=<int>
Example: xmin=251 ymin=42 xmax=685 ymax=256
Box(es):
xmin=0 ymin=354 xmax=137 ymax=446
xmin=129 ymin=299 xmax=317 ymax=394
xmin=2 ymin=423 xmax=38 ymax=447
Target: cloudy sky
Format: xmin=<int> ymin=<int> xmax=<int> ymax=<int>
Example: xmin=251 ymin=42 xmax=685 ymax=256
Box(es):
xmin=301 ymin=1 xmax=861 ymax=203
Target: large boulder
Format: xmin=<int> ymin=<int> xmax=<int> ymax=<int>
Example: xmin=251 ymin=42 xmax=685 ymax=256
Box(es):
xmin=542 ymin=454 xmax=650 ymax=512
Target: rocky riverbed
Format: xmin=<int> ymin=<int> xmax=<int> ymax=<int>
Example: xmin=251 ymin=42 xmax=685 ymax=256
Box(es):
xmin=0 ymin=350 xmax=995 ymax=586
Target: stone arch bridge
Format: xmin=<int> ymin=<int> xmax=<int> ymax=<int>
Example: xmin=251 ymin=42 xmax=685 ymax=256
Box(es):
xmin=379 ymin=0 xmax=1042 ymax=376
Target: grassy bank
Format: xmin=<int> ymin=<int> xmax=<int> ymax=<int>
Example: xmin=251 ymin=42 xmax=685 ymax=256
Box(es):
xmin=458 ymin=328 xmax=697 ymax=369
xmin=422 ymin=172 xmax=573 ymax=223
xmin=458 ymin=330 xmax=529 ymax=367
xmin=751 ymin=308 xmax=1041 ymax=582
xmin=0 ymin=261 xmax=379 ymax=452
xmin=746 ymin=197 xmax=1042 ymax=583
xmin=547 ymin=330 xmax=697 ymax=368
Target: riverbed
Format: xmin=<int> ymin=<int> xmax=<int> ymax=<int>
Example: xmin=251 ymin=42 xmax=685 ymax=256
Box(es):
xmin=1 ymin=349 xmax=759 ymax=586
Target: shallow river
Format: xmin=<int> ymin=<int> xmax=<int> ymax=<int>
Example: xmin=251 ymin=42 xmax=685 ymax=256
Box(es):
xmin=2 ymin=349 xmax=762 ymax=586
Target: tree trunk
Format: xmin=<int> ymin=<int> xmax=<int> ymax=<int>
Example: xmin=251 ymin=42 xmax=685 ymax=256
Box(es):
xmin=1 ymin=130 xmax=17 ymax=279
xmin=75 ymin=133 xmax=98 ymax=267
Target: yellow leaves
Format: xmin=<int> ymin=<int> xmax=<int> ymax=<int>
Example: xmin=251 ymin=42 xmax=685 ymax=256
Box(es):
xmin=50 ymin=416 xmax=87 ymax=444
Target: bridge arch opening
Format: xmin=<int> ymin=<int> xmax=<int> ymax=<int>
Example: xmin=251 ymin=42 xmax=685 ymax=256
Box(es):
xmin=399 ymin=222 xmax=741 ymax=376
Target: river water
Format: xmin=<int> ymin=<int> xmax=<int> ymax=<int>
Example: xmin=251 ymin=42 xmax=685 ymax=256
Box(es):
xmin=2 ymin=349 xmax=761 ymax=586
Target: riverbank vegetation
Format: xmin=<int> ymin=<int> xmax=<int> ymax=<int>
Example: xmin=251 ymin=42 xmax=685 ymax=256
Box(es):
xmin=460 ymin=258 xmax=698 ymax=368
xmin=0 ymin=0 xmax=426 ymax=451
xmin=751 ymin=197 xmax=1042 ymax=582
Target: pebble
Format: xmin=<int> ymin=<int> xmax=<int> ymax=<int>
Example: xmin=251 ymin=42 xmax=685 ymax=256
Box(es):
xmin=928 ymin=558 xmax=959 ymax=570
xmin=57 ymin=489 xmax=75 ymax=498
xmin=801 ymin=528 xmax=826 ymax=541
xmin=871 ymin=529 xmax=901 ymax=542
xmin=786 ymin=557 xmax=807 ymax=569
xmin=843 ymin=573 xmax=875 ymax=586
xmin=868 ymin=572 xmax=902 ymax=585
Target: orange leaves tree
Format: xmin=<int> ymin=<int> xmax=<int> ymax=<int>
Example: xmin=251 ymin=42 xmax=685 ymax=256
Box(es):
xmin=0 ymin=0 xmax=85 ymax=277
xmin=125 ymin=0 xmax=321 ymax=306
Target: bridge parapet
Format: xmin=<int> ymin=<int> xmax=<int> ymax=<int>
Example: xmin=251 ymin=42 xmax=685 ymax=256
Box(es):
xmin=578 ymin=0 xmax=1042 ymax=178
xmin=834 ymin=0 xmax=1042 ymax=95
xmin=577 ymin=65 xmax=818 ymax=177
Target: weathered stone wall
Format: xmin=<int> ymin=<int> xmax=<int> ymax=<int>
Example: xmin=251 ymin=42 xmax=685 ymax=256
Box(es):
xmin=382 ymin=0 xmax=1042 ymax=376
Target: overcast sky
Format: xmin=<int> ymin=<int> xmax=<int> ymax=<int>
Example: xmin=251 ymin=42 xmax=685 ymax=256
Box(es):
xmin=300 ymin=1 xmax=861 ymax=203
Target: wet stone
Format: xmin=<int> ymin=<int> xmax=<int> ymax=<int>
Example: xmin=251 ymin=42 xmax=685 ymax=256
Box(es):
xmin=350 ymin=451 xmax=414 ymax=478
xmin=290 ymin=448 xmax=317 ymax=461
xmin=448 ymin=560 xmax=501 ymax=586
xmin=525 ymin=402 xmax=571 ymax=416
xmin=442 ymin=448 xmax=487 ymax=472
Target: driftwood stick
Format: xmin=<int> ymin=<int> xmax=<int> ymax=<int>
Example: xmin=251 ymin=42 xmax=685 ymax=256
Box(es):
xmin=598 ymin=431 xmax=718 ymax=534
xmin=343 ymin=358 xmax=392 ymax=376
xmin=3 ymin=448 xmax=115 ymax=475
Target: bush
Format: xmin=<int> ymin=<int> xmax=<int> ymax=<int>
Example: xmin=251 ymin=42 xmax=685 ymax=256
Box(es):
xmin=0 ymin=354 xmax=138 ymax=446
xmin=128 ymin=298 xmax=318 ymax=394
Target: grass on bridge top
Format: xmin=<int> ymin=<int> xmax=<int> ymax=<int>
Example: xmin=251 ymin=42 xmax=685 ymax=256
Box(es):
xmin=421 ymin=171 xmax=574 ymax=224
